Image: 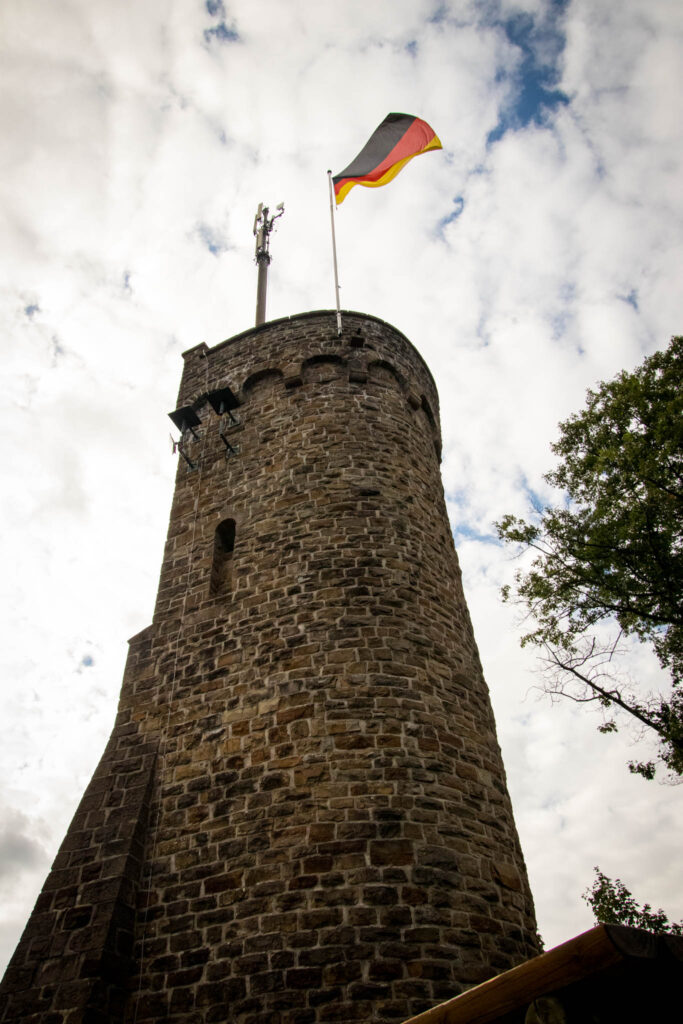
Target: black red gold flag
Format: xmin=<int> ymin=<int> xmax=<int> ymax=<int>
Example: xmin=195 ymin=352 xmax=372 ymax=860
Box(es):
xmin=332 ymin=113 xmax=442 ymax=205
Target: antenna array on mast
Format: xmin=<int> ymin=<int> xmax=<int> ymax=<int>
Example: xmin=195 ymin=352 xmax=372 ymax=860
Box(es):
xmin=253 ymin=201 xmax=284 ymax=326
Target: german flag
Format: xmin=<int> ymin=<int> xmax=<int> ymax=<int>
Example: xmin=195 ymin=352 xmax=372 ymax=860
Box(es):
xmin=332 ymin=113 xmax=442 ymax=205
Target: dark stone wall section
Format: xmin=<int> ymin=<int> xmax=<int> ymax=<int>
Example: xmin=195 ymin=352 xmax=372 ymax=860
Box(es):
xmin=0 ymin=729 xmax=157 ymax=1023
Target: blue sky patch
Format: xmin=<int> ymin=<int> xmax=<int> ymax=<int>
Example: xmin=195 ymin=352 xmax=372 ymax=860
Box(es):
xmin=427 ymin=4 xmax=447 ymax=25
xmin=620 ymin=288 xmax=639 ymax=312
xmin=453 ymin=522 xmax=500 ymax=546
xmin=24 ymin=303 xmax=40 ymax=319
xmin=197 ymin=222 xmax=229 ymax=256
xmin=550 ymin=284 xmax=576 ymax=339
xmin=486 ymin=1 xmax=570 ymax=144
xmin=521 ymin=476 xmax=547 ymax=515
xmin=204 ymin=0 xmax=239 ymax=45
xmin=205 ymin=22 xmax=239 ymax=44
xmin=438 ymin=196 xmax=465 ymax=236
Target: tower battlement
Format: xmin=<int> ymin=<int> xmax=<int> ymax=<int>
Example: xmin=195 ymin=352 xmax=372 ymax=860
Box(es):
xmin=176 ymin=309 xmax=441 ymax=449
xmin=1 ymin=311 xmax=538 ymax=1024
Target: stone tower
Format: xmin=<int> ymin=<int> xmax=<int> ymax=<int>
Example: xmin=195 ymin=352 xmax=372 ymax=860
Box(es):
xmin=0 ymin=311 xmax=539 ymax=1024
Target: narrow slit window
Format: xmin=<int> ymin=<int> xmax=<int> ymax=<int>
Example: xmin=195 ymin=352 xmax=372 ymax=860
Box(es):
xmin=210 ymin=519 xmax=236 ymax=595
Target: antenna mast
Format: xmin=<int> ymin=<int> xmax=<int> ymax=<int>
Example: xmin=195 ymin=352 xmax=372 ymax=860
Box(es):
xmin=253 ymin=201 xmax=284 ymax=326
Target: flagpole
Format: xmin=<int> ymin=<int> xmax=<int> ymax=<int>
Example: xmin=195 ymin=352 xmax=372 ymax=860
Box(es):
xmin=327 ymin=170 xmax=343 ymax=336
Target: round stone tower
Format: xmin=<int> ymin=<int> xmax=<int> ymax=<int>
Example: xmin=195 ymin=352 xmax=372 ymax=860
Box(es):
xmin=0 ymin=311 xmax=538 ymax=1024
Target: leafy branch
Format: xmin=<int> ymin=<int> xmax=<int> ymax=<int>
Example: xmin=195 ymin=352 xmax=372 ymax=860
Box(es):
xmin=583 ymin=867 xmax=683 ymax=934
xmin=496 ymin=337 xmax=683 ymax=778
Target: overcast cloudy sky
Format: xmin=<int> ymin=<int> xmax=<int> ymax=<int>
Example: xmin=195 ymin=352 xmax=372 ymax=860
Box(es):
xmin=1 ymin=0 xmax=682 ymax=975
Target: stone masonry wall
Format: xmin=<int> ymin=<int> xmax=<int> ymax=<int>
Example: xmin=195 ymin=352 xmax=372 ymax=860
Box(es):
xmin=0 ymin=736 xmax=157 ymax=1023
xmin=0 ymin=310 xmax=539 ymax=1024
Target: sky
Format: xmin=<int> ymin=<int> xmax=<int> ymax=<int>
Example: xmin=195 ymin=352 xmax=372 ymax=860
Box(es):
xmin=1 ymin=0 xmax=682 ymax=976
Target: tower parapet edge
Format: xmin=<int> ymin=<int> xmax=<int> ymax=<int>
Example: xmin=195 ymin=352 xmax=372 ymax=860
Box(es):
xmin=0 ymin=310 xmax=539 ymax=1024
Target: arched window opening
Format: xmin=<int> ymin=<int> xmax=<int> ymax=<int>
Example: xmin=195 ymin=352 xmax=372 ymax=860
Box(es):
xmin=304 ymin=353 xmax=345 ymax=367
xmin=368 ymin=359 xmax=405 ymax=390
xmin=210 ymin=519 xmax=236 ymax=596
xmin=302 ymin=354 xmax=345 ymax=385
xmin=420 ymin=395 xmax=437 ymax=431
xmin=243 ymin=367 xmax=283 ymax=395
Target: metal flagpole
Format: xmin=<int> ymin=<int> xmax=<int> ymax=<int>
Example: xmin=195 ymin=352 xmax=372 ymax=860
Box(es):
xmin=327 ymin=171 xmax=343 ymax=336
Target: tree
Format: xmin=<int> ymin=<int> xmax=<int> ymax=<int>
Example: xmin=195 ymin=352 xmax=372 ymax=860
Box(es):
xmin=583 ymin=867 xmax=683 ymax=935
xmin=496 ymin=336 xmax=683 ymax=778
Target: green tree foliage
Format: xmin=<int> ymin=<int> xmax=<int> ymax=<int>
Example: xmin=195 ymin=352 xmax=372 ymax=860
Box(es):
xmin=583 ymin=867 xmax=683 ymax=935
xmin=496 ymin=337 xmax=683 ymax=778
